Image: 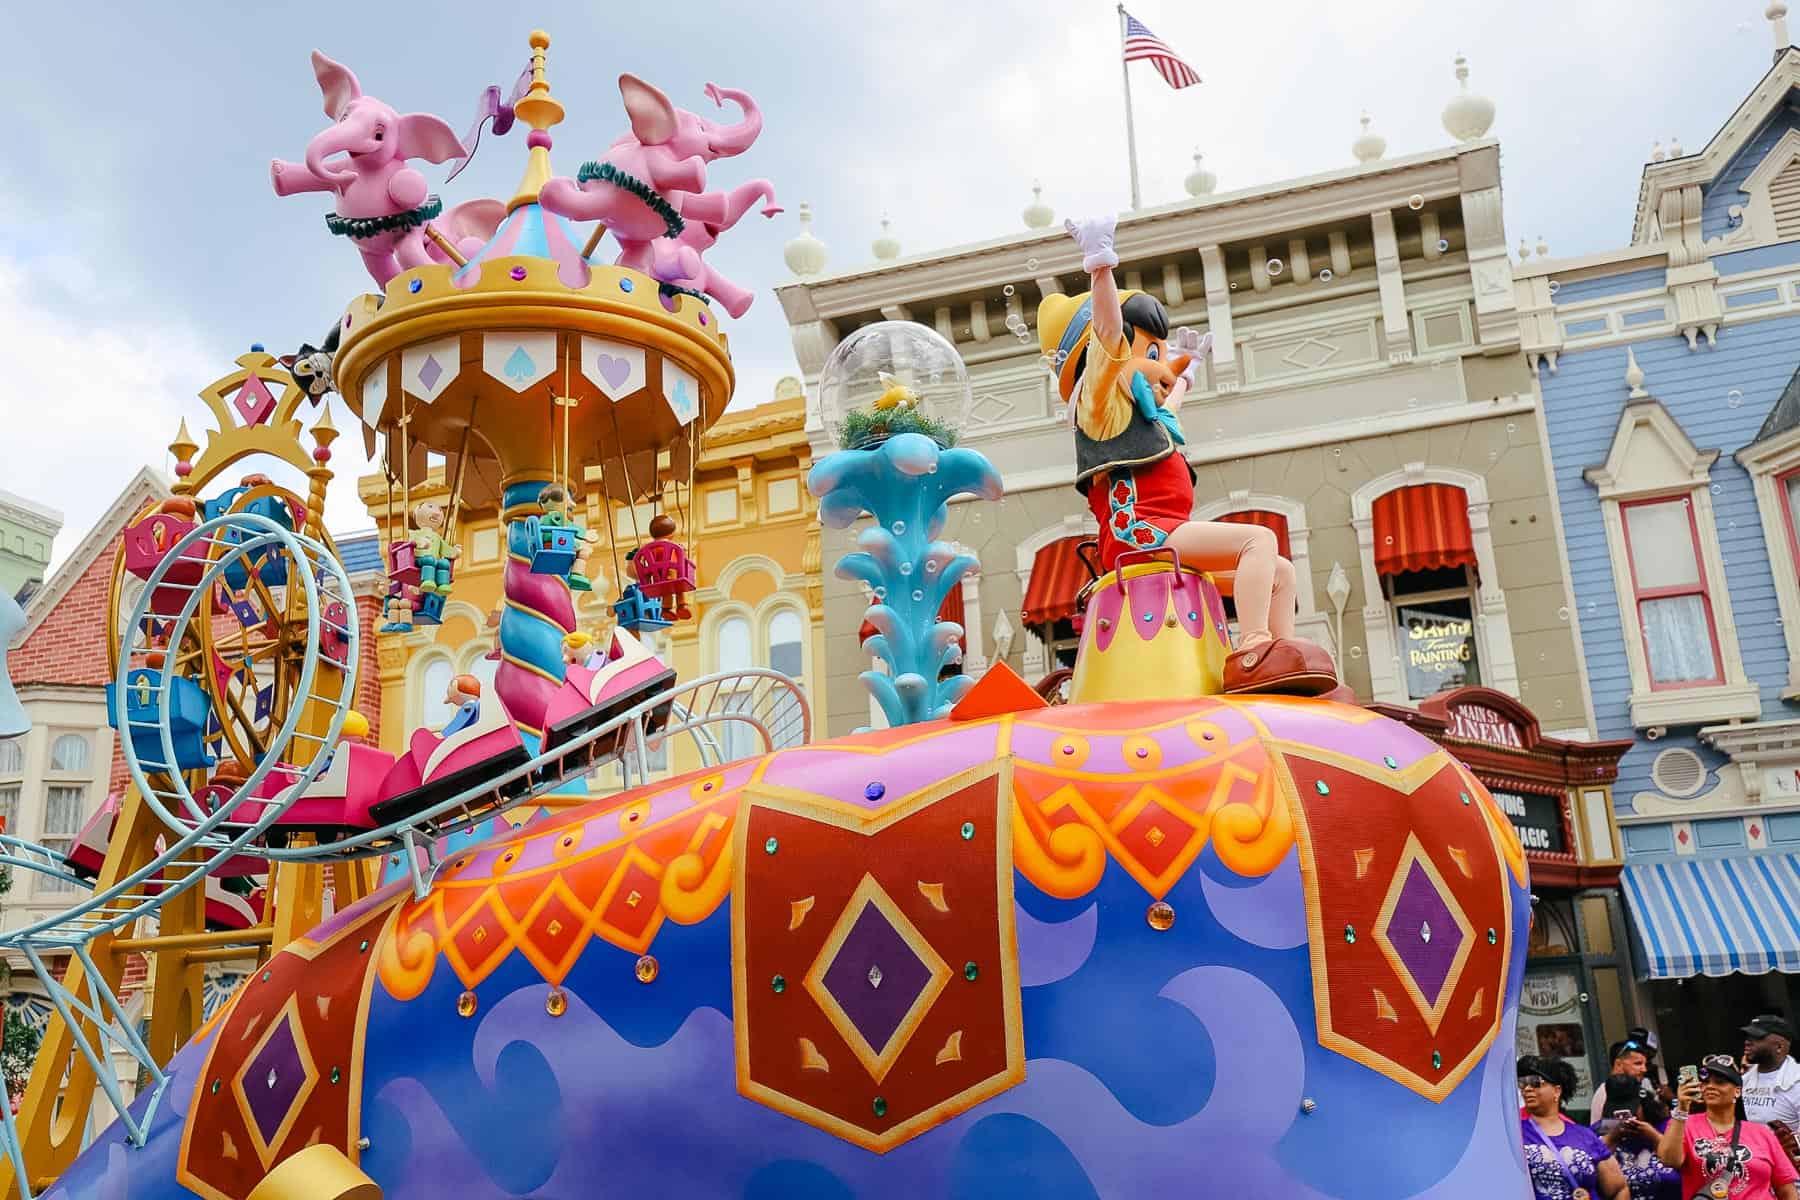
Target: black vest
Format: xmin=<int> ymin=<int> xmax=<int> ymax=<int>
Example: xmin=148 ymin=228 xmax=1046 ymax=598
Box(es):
xmin=1072 ymin=383 xmax=1192 ymax=495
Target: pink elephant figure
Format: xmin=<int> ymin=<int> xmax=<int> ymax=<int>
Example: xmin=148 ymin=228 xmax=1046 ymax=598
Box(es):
xmin=272 ymin=51 xmax=504 ymax=286
xmin=646 ymin=179 xmax=782 ymax=318
xmin=540 ymin=75 xmax=768 ymax=306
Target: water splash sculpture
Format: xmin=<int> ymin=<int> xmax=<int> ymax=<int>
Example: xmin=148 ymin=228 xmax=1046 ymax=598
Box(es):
xmin=809 ymin=432 xmax=1001 ymax=725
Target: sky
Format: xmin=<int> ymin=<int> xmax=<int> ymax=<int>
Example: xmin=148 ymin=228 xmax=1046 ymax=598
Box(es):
xmin=0 ymin=1 xmax=1783 ymax=566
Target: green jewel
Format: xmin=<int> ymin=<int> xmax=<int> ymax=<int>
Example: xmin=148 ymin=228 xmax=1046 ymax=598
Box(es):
xmin=963 ymin=962 xmax=979 ymax=981
xmin=211 ymin=1079 xmax=221 ymax=1095
xmin=1487 ymin=928 xmax=1498 ymax=944
xmin=872 ymin=1096 xmax=888 ymax=1118
xmin=960 ymin=822 xmax=975 ymax=841
xmin=330 ymin=1067 xmax=341 ymax=1084
xmin=1384 ymin=755 xmax=1398 ymax=769
xmin=261 ymin=971 xmax=271 ymax=982
xmin=764 ymin=836 xmax=779 ymax=855
xmin=1432 ymin=1050 xmax=1443 ymax=1070
xmin=359 ymin=939 xmax=369 ymax=953
xmin=771 ymin=974 xmax=786 ymax=993
xmin=1460 ymin=791 xmax=1471 ymax=806
xmin=1315 ymin=780 xmax=1330 ymax=796
xmin=1344 ymin=924 xmax=1356 ymax=943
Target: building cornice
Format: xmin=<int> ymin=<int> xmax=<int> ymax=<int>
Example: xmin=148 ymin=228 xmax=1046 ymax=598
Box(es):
xmin=0 ymin=489 xmax=63 ymax=538
xmin=778 ymin=143 xmax=1495 ymax=320
xmin=20 ymin=466 xmax=167 ymax=644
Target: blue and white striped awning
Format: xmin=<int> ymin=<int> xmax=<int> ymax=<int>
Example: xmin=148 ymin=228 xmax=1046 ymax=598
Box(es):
xmin=1622 ymin=856 xmax=1800 ymax=978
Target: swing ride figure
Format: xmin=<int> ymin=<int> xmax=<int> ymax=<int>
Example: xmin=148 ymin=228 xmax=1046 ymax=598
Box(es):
xmin=27 ymin=28 xmax=1541 ymax=1200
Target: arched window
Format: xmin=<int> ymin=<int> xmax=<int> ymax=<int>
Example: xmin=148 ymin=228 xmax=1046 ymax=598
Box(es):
xmin=717 ymin=617 xmax=753 ymax=673
xmin=420 ymin=658 xmax=457 ymax=730
xmin=0 ymin=741 xmax=20 ymax=842
xmin=0 ymin=741 xmax=21 ymax=776
xmin=50 ymin=734 xmax=90 ymax=774
xmin=766 ymin=610 xmax=803 ymax=679
xmin=468 ymin=652 xmax=499 ymax=698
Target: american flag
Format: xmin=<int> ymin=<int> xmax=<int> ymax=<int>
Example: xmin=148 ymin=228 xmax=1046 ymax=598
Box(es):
xmin=1122 ymin=11 xmax=1201 ymax=89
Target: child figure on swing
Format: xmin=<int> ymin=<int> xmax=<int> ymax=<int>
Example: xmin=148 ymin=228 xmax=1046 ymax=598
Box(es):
xmin=1041 ymin=214 xmax=1339 ymax=695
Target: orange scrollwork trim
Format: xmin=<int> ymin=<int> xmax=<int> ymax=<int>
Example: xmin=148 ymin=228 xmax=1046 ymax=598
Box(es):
xmin=1011 ymin=784 xmax=1106 ymax=899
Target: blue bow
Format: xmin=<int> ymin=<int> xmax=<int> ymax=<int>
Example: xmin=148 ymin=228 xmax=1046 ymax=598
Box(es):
xmin=1130 ymin=370 xmax=1186 ymax=446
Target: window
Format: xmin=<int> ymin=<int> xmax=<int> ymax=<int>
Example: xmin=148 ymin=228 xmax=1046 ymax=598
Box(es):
xmin=1620 ymin=497 xmax=1721 ymax=687
xmin=717 ymin=617 xmax=752 ymax=674
xmin=713 ymin=616 xmax=757 ymax=762
xmin=0 ymin=785 xmax=17 ymax=837
xmin=1779 ymin=469 xmax=1800 ymax=583
xmin=766 ymin=610 xmax=803 ymax=680
xmin=765 ymin=477 xmax=800 ymax=516
xmin=1388 ymin=566 xmax=1482 ymax=700
xmin=0 ymin=740 xmax=21 ymax=776
xmin=420 ymin=658 xmax=457 ymax=730
xmin=704 ymin=488 xmax=738 ymax=527
xmin=49 ymin=734 xmax=90 ymax=775
xmin=39 ymin=786 xmax=85 ymax=894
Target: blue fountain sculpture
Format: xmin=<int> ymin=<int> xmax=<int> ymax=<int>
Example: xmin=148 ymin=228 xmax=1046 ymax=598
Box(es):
xmin=808 ymin=432 xmax=1003 ymax=727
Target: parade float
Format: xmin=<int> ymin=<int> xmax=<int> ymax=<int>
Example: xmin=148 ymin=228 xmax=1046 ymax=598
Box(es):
xmin=0 ymin=30 xmax=1535 ymax=1200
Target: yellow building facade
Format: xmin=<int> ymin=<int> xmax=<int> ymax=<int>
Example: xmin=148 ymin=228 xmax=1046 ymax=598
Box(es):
xmin=357 ymin=380 xmax=823 ymax=786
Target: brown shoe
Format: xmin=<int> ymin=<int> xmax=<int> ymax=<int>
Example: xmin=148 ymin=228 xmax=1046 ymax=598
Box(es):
xmin=1223 ymin=638 xmax=1339 ymax=697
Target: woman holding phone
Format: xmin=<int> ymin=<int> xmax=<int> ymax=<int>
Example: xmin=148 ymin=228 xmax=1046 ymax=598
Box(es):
xmin=1656 ymin=1054 xmax=1799 ymax=1199
xmin=1521 ymin=1055 xmax=1630 ymax=1200
xmin=1596 ymin=1073 xmax=1681 ymax=1199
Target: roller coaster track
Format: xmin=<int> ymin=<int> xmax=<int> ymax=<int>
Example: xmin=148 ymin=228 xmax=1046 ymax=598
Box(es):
xmin=0 ymin=516 xmax=809 ymax=1198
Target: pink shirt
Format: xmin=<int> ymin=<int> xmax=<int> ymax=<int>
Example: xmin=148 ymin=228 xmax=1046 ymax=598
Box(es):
xmin=1679 ymin=1117 xmax=1798 ymax=1199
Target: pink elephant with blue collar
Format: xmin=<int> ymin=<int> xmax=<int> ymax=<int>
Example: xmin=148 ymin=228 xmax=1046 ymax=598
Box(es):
xmin=272 ymin=51 xmax=504 ymax=286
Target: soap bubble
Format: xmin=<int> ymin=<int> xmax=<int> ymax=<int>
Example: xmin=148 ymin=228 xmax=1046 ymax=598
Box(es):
xmin=1266 ymin=258 xmax=1284 ymax=277
xmin=892 ymin=520 xmax=906 ymax=534
xmin=1506 ymin=422 xmax=1517 ymax=434
xmin=1437 ymin=238 xmax=1449 ymax=252
xmin=1407 ymin=397 xmax=1419 ymax=409
xmin=911 ymin=589 xmax=925 ymax=602
xmin=873 ymin=586 xmax=888 ymax=600
xmin=1728 ymin=389 xmax=1744 ymax=408
xmin=1002 ymin=284 xmax=1016 ymax=297
xmin=1711 ymin=484 xmax=1722 ymax=494
xmin=898 ymin=561 xmax=913 ymax=576
xmin=1319 ymin=268 xmax=1334 ymax=282
xmin=1230 ymin=282 xmax=1238 ymax=291
xmin=1384 ymin=535 xmax=1394 ymax=545
xmin=1407 ymin=194 xmax=1425 ymax=211
xmin=1548 ymin=280 xmax=1561 ymax=295
xmin=817 ymin=321 xmax=972 ymax=451
xmin=1348 ymin=646 xmax=1364 ymax=659
xmin=925 ymin=560 xmax=939 ymax=574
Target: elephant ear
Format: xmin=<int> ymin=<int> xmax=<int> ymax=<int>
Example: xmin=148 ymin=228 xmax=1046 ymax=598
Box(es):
xmin=398 ymin=113 xmax=466 ymax=164
xmin=311 ymin=50 xmax=361 ymax=121
xmin=618 ymin=73 xmax=677 ymax=145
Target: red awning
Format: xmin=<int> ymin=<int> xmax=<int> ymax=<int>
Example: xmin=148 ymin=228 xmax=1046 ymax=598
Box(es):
xmin=1372 ymin=484 xmax=1476 ymax=576
xmin=860 ymin=588 xmax=967 ymax=652
xmin=1021 ymin=537 xmax=1090 ymax=629
xmin=1216 ymin=509 xmax=1291 ymax=559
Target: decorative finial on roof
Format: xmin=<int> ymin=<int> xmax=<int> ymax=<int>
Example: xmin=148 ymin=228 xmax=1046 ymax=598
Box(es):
xmin=1441 ymin=53 xmax=1495 ymax=142
xmin=1352 ymin=112 xmax=1386 ymax=163
xmin=1625 ymin=347 xmax=1648 ymax=399
xmin=1023 ymin=181 xmax=1056 ymax=229
xmin=1535 ymin=234 xmax=1549 ymax=257
xmin=507 ymin=30 xmax=567 ymax=213
xmin=1651 ymin=140 xmax=1666 ymax=162
xmin=1771 ymin=3 xmax=1792 ymax=56
xmin=1518 ymin=238 xmax=1531 ymax=261
xmin=784 ymin=201 xmax=827 ymax=277
xmin=872 ymin=214 xmax=900 ymax=261
xmin=1183 ymin=151 xmax=1217 ymax=197
xmin=1669 ymin=135 xmax=1683 ymax=157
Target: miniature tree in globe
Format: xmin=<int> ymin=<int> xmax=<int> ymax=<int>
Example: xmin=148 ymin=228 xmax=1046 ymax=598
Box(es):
xmin=808 ymin=322 xmax=1001 ymax=726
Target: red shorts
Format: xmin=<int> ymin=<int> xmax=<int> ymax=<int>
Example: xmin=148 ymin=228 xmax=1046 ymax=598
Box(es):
xmin=1085 ymin=453 xmax=1195 ymax=573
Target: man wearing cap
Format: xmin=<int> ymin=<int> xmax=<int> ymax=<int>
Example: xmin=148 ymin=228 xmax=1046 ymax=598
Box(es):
xmin=1745 ymin=1015 xmax=1800 ymax=1133
xmin=1588 ymin=1038 xmax=1653 ymax=1124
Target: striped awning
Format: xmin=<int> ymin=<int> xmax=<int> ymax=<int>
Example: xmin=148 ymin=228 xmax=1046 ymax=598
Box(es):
xmin=1622 ymin=855 xmax=1800 ymax=978
xmin=1021 ymin=537 xmax=1091 ymax=629
xmin=1372 ymin=483 xmax=1476 ymax=577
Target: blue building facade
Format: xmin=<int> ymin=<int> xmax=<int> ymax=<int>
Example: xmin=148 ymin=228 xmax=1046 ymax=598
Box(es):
xmin=1531 ymin=46 xmax=1800 ymax=1057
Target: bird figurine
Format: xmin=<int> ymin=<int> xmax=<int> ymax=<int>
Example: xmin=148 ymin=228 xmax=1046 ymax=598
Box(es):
xmin=873 ymin=371 xmax=920 ymax=412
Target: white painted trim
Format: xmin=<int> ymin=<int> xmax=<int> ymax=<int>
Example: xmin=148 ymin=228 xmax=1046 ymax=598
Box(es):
xmin=1528 ymin=380 xmax=1601 ymax=738
xmin=1738 ymin=128 xmax=1800 ymax=247
xmin=1349 ymin=464 xmax=1516 ymax=705
xmin=1584 ymin=404 xmax=1757 ymax=728
xmin=1013 ymin=513 xmax=1099 ymax=577
xmin=1735 ymin=426 xmax=1800 ymax=690
xmin=1190 ymin=491 xmax=1319 ymax=616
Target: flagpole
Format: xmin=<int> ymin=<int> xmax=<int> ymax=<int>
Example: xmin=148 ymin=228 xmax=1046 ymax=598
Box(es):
xmin=1117 ymin=4 xmax=1142 ymax=210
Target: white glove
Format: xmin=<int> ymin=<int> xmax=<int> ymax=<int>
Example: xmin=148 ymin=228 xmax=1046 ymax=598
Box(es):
xmin=1064 ymin=215 xmax=1119 ymax=272
xmin=1169 ymin=327 xmax=1213 ymax=385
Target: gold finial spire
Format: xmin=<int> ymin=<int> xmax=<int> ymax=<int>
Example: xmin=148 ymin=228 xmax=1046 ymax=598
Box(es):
xmin=508 ymin=30 xmax=567 ymax=213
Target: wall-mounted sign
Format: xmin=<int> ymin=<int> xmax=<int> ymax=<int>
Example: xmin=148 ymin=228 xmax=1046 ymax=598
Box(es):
xmin=1493 ymin=789 xmax=1567 ymax=855
xmin=1447 ymin=701 xmax=1525 ymax=749
xmin=1399 ymin=606 xmax=1476 ymax=699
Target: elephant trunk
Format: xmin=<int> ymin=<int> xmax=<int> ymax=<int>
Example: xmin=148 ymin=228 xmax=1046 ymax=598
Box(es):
xmin=704 ymin=85 xmax=762 ymax=158
xmin=305 ymin=126 xmax=361 ymax=188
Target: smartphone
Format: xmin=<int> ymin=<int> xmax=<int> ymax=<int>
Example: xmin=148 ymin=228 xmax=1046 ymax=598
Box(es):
xmin=1612 ymin=1109 xmax=1634 ymax=1123
xmin=1679 ymin=1065 xmax=1702 ymax=1114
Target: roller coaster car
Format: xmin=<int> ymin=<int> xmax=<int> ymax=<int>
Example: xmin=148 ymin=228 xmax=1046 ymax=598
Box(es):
xmin=63 ymin=793 xmax=123 ymax=878
xmin=105 ymin=668 xmax=216 ymax=773
xmin=240 ymin=742 xmax=400 ymax=839
xmin=541 ymin=628 xmax=676 ymax=767
xmin=364 ymin=695 xmax=532 ymax=828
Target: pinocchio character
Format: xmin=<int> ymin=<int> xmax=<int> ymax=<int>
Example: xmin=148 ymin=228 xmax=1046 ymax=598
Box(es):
xmin=1038 ymin=214 xmax=1338 ymax=696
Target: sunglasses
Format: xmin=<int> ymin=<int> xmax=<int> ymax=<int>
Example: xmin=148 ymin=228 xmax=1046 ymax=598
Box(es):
xmin=1518 ymin=1075 xmax=1548 ymax=1089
